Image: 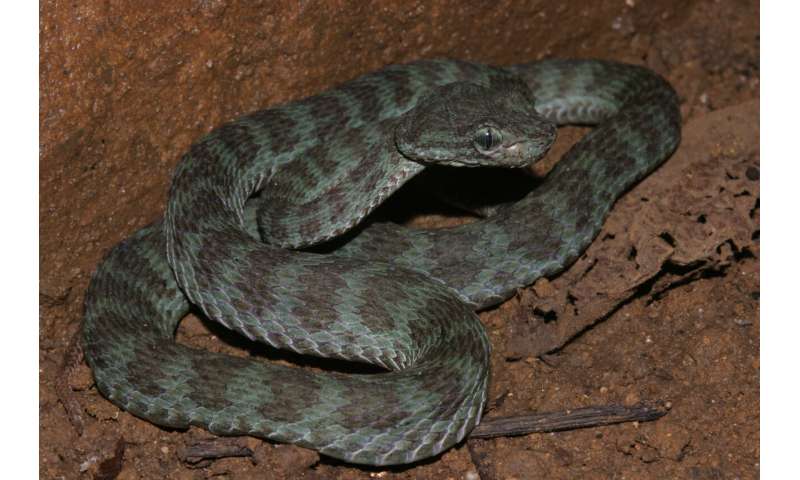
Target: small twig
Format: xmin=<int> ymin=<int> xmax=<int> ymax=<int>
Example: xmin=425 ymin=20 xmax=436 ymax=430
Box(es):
xmin=470 ymin=401 xmax=670 ymax=439
xmin=178 ymin=438 xmax=254 ymax=466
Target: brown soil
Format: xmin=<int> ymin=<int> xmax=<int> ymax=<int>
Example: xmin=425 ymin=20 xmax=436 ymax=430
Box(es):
xmin=40 ymin=1 xmax=759 ymax=479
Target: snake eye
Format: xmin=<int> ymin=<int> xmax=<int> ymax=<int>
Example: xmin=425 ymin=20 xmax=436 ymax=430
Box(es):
xmin=474 ymin=127 xmax=502 ymax=152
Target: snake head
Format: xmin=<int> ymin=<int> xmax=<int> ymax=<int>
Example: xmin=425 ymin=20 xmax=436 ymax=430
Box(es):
xmin=395 ymin=77 xmax=556 ymax=168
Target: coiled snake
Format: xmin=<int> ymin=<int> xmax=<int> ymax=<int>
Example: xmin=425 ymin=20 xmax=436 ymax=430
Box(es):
xmin=82 ymin=59 xmax=680 ymax=465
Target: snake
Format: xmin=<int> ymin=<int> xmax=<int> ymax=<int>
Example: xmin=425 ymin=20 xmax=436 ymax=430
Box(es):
xmin=82 ymin=59 xmax=680 ymax=466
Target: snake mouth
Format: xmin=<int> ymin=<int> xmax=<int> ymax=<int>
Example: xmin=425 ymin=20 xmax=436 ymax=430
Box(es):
xmin=489 ymin=140 xmax=553 ymax=168
xmin=503 ymin=142 xmax=537 ymax=167
xmin=434 ymin=141 xmax=545 ymax=168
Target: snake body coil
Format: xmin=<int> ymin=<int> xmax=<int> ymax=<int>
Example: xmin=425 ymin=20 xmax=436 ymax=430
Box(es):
xmin=83 ymin=59 xmax=680 ymax=465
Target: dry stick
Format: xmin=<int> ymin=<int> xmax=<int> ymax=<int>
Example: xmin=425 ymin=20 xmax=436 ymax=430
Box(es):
xmin=179 ymin=438 xmax=254 ymax=466
xmin=469 ymin=401 xmax=670 ymax=439
xmin=467 ymin=402 xmax=669 ymax=479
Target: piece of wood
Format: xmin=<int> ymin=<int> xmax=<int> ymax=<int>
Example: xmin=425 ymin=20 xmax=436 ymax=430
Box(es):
xmin=178 ymin=438 xmax=254 ymax=466
xmin=470 ymin=401 xmax=670 ymax=439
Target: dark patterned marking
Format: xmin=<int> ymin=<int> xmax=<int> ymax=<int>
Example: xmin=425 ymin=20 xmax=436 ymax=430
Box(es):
xmin=306 ymin=93 xmax=350 ymax=140
xmin=383 ymin=68 xmax=416 ymax=108
xmin=247 ymin=108 xmax=302 ymax=155
xmin=341 ymin=82 xmax=384 ymax=125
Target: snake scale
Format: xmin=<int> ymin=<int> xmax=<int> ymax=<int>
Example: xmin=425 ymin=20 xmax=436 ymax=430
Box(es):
xmin=82 ymin=59 xmax=680 ymax=465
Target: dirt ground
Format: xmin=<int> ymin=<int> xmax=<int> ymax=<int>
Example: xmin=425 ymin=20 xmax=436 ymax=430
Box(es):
xmin=40 ymin=1 xmax=759 ymax=479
